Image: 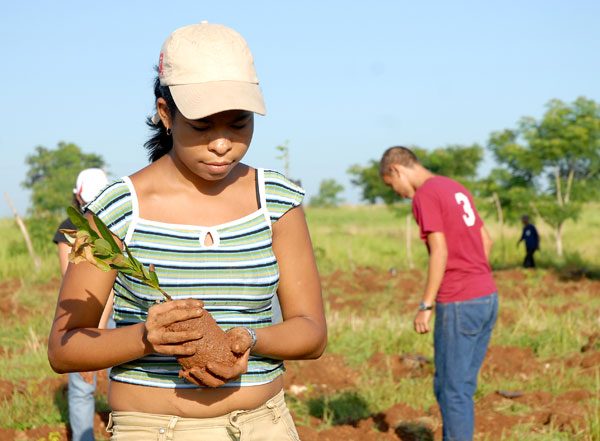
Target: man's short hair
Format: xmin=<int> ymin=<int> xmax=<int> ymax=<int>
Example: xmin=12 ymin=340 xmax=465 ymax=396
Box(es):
xmin=379 ymin=146 xmax=419 ymax=176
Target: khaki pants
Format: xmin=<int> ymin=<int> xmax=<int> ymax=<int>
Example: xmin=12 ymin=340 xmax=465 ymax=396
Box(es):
xmin=106 ymin=390 xmax=300 ymax=441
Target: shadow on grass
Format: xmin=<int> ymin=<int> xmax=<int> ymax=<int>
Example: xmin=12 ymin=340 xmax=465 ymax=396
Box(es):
xmin=306 ymin=391 xmax=434 ymax=441
xmin=307 ymin=391 xmax=371 ymax=426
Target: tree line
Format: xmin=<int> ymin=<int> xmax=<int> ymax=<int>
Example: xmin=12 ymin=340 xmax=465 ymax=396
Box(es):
xmin=21 ymin=97 xmax=599 ymax=258
xmin=312 ymin=96 xmax=600 ymax=257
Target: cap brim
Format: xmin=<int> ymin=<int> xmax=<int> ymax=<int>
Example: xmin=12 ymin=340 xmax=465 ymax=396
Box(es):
xmin=169 ymin=81 xmax=266 ymax=120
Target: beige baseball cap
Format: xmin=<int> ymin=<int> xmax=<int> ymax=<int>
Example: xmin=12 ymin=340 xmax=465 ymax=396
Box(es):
xmin=151 ymin=22 xmax=266 ymax=124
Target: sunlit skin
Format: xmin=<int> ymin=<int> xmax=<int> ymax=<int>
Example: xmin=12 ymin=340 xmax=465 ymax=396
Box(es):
xmin=47 ymin=99 xmax=327 ymax=417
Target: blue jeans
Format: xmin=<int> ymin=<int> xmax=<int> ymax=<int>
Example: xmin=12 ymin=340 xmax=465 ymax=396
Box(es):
xmin=68 ymin=371 xmax=96 ymax=441
xmin=69 ymin=316 xmax=115 ymax=441
xmin=433 ymin=293 xmax=498 ymax=441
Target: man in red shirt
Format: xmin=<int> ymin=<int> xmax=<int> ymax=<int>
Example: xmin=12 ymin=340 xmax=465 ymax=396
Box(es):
xmin=380 ymin=146 xmax=498 ymax=441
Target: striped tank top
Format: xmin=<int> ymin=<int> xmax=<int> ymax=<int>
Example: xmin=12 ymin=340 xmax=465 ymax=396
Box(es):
xmin=86 ymin=168 xmax=304 ymax=388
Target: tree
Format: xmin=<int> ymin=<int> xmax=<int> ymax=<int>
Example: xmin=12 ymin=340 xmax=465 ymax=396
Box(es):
xmin=348 ymin=144 xmax=483 ymax=203
xmin=23 ymin=142 xmax=106 ymax=215
xmin=488 ymin=97 xmax=600 ymax=257
xmin=310 ymin=179 xmax=345 ymax=207
xmin=276 ymin=141 xmax=290 ymax=178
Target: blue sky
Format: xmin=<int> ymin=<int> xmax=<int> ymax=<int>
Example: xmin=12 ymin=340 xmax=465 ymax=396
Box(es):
xmin=2 ymin=0 xmax=599 ymax=217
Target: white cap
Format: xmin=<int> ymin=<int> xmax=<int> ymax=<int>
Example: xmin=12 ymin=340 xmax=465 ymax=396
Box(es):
xmin=73 ymin=168 xmax=109 ymax=203
xmin=151 ymin=22 xmax=266 ymax=124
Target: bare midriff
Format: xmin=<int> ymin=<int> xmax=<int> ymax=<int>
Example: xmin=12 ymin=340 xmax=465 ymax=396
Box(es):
xmin=108 ymin=375 xmax=283 ymax=417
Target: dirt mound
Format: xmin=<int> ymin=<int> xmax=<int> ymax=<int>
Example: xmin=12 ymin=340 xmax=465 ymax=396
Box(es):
xmin=566 ymin=350 xmax=600 ymax=373
xmin=481 ymin=345 xmax=543 ymax=379
xmin=285 ymin=354 xmax=358 ymax=395
xmin=368 ymin=353 xmax=432 ymax=379
xmin=0 ymin=279 xmax=28 ymax=319
xmin=0 ymin=379 xmax=15 ymax=402
xmin=313 ymin=418 xmax=399 ymax=441
xmin=581 ymin=333 xmax=600 ymax=352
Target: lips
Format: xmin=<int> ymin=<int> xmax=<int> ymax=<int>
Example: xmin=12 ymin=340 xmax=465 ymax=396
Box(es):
xmin=203 ymin=161 xmax=232 ymax=173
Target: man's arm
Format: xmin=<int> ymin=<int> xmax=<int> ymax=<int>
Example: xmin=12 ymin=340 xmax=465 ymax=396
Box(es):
xmin=480 ymin=225 xmax=493 ymax=261
xmin=414 ymin=232 xmax=447 ymax=334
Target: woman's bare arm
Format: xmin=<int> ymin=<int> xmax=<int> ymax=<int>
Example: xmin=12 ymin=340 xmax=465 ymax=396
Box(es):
xmin=48 ymin=215 xmax=206 ymax=373
xmin=251 ymin=206 xmax=327 ymax=360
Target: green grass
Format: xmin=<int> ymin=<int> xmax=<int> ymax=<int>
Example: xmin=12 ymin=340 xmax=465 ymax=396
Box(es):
xmin=1 ymin=202 xmax=599 ymax=440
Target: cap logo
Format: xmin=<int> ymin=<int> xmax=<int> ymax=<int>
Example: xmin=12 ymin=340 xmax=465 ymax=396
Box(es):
xmin=158 ymin=53 xmax=164 ymax=75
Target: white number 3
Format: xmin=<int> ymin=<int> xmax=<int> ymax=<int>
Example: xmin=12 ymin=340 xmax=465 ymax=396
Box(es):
xmin=455 ymin=192 xmax=476 ymax=227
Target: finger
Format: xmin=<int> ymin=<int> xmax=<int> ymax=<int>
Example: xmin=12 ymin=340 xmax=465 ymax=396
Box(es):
xmin=189 ymin=368 xmax=226 ymax=388
xmin=152 ymin=342 xmax=197 ymax=356
xmin=154 ymin=330 xmax=204 ymax=344
xmin=228 ymin=330 xmax=252 ymax=354
xmin=148 ymin=306 xmax=205 ymax=329
xmin=207 ymin=351 xmax=249 ymax=379
xmin=151 ymin=298 xmax=205 ymax=314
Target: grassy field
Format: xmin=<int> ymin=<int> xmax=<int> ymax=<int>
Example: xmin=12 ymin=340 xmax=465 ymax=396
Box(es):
xmin=0 ymin=203 xmax=599 ymax=440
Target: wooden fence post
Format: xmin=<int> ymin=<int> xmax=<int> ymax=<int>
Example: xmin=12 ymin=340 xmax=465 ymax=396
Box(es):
xmin=4 ymin=193 xmax=41 ymax=272
xmin=406 ymin=214 xmax=414 ymax=269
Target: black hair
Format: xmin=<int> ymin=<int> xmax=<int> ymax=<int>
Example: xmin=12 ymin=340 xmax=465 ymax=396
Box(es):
xmin=144 ymin=71 xmax=178 ymax=162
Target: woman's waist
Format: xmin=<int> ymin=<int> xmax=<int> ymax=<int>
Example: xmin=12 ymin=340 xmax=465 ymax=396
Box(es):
xmin=110 ymin=355 xmax=283 ymax=387
xmin=108 ymin=375 xmax=283 ymax=417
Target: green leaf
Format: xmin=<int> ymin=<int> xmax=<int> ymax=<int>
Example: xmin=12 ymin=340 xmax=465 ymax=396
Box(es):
xmin=94 ymin=257 xmax=112 ymax=272
xmin=94 ymin=238 xmax=112 ymax=256
xmin=148 ymin=270 xmax=160 ymax=288
xmin=92 ymin=214 xmax=121 ymax=254
xmin=109 ymin=264 xmax=137 ymax=275
xmin=66 ymin=206 xmax=99 ymax=240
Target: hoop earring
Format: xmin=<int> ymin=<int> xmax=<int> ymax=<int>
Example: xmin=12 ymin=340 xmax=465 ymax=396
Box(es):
xmin=166 ymin=128 xmax=172 ymax=136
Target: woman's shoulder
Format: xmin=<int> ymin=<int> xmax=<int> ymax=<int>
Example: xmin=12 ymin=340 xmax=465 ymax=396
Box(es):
xmin=262 ymin=169 xmax=304 ymax=195
xmin=86 ymin=179 xmax=132 ymax=209
xmin=85 ymin=178 xmax=135 ymax=240
xmin=260 ymin=169 xmax=305 ymax=223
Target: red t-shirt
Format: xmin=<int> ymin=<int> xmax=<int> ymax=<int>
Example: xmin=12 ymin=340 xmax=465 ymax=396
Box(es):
xmin=412 ymin=176 xmax=497 ymax=303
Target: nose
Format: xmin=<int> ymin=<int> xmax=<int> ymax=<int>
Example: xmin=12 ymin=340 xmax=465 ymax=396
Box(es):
xmin=207 ymin=136 xmax=232 ymax=155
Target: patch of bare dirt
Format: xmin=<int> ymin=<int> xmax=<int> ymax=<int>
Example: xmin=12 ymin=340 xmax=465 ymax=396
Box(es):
xmin=285 ymin=354 xmax=359 ymax=396
xmin=0 ymin=379 xmax=15 ymax=402
xmin=481 ymin=345 xmax=544 ymax=379
xmin=322 ymin=267 xmax=423 ymax=312
xmin=368 ymin=353 xmax=432 ymax=379
xmin=0 ymin=279 xmax=28 ymax=319
xmin=566 ymin=350 xmax=600 ymax=374
xmin=15 ymin=425 xmax=68 ymax=441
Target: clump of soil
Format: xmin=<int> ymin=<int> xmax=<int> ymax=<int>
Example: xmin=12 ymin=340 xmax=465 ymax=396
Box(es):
xmin=166 ymin=311 xmax=246 ymax=387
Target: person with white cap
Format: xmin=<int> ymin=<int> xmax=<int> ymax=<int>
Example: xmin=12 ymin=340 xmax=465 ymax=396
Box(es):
xmin=53 ymin=167 xmax=111 ymax=441
xmin=49 ymin=23 xmax=326 ymax=440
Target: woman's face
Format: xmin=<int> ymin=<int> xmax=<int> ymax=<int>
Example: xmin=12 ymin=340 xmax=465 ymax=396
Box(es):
xmin=168 ymin=107 xmax=254 ymax=181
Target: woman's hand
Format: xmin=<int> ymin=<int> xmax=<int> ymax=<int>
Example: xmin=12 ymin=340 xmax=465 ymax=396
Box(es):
xmin=179 ymin=351 xmax=250 ymax=388
xmin=143 ymin=299 xmax=206 ymax=356
xmin=226 ymin=327 xmax=253 ymax=355
xmin=203 ymin=350 xmax=250 ymax=387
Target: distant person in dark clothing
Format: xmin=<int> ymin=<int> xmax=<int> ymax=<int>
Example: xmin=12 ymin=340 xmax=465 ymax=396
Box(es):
xmin=517 ymin=215 xmax=539 ymax=268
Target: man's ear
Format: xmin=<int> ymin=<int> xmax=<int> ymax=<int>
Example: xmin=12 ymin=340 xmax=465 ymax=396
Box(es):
xmin=389 ymin=163 xmax=403 ymax=177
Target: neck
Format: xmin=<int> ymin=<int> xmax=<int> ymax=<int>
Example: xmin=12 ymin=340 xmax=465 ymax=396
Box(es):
xmin=412 ymin=165 xmax=435 ymax=190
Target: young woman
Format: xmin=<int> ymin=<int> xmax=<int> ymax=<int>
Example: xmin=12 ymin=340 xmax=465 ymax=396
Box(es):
xmin=48 ymin=22 xmax=326 ymax=441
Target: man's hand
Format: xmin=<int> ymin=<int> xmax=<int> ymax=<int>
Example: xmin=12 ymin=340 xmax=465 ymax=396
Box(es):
xmin=414 ymin=310 xmax=433 ymax=334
